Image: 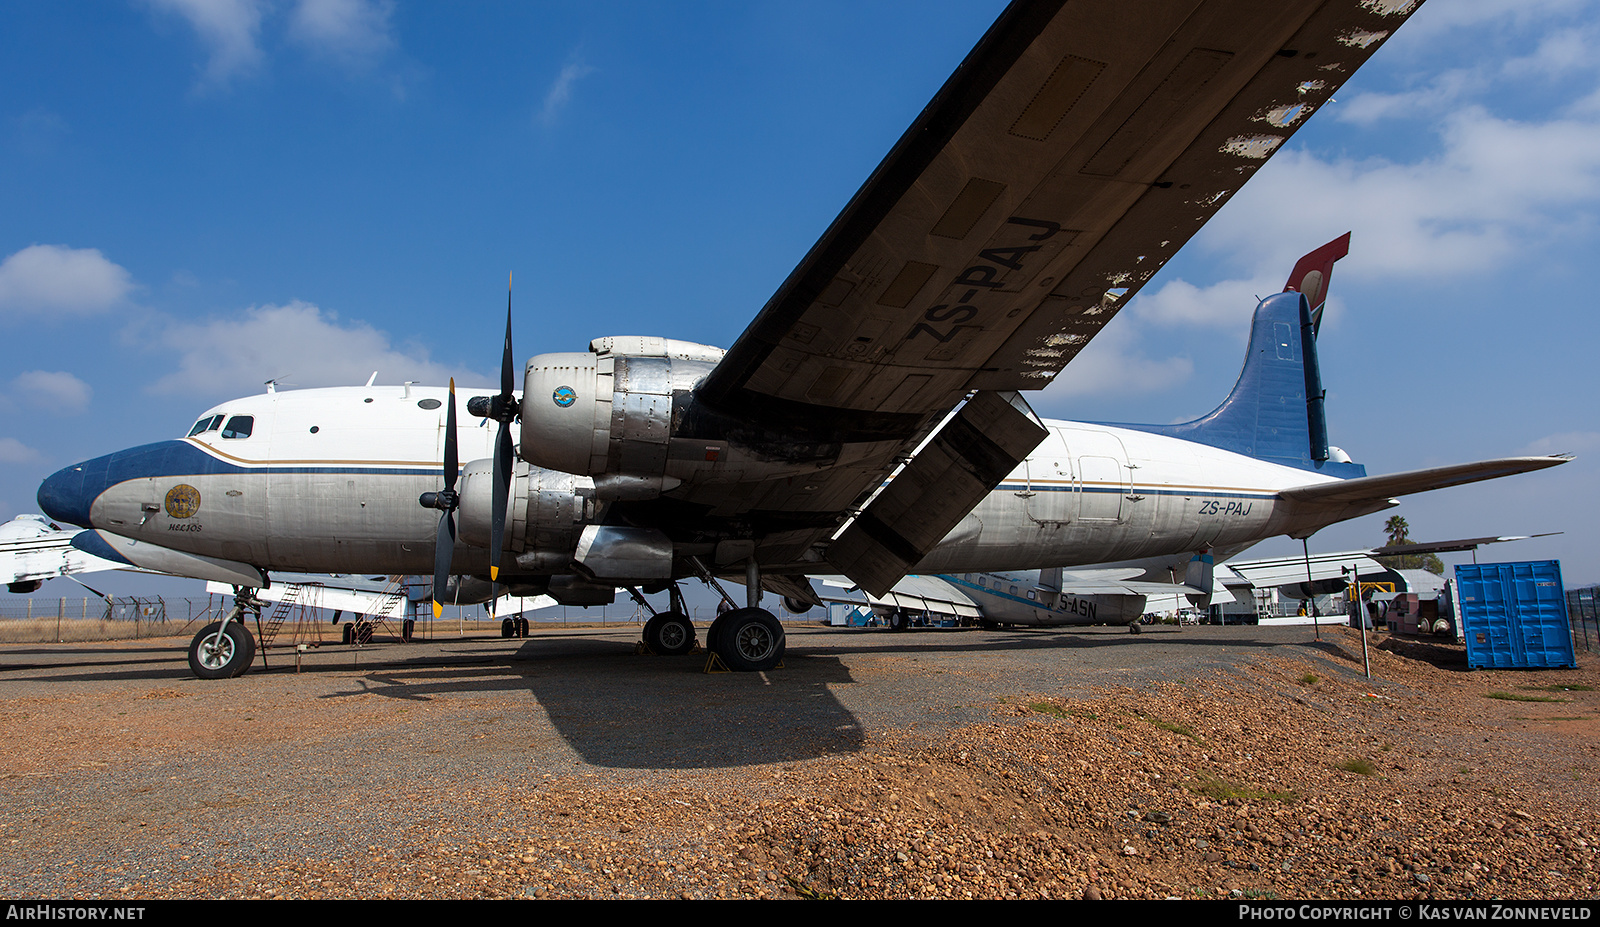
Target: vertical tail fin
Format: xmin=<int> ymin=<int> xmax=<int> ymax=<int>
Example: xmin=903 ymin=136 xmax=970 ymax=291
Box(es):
xmin=1110 ymin=234 xmax=1363 ymax=477
xmin=1283 ymin=231 xmax=1349 ymax=336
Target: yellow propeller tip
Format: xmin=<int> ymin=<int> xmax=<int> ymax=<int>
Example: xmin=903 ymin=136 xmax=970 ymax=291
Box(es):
xmin=432 ymin=601 xmax=443 ymax=619
xmin=490 ymin=566 xmax=499 ymax=581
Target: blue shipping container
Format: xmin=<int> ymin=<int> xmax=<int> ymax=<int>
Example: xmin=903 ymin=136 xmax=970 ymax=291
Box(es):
xmin=1454 ymin=560 xmax=1576 ymax=669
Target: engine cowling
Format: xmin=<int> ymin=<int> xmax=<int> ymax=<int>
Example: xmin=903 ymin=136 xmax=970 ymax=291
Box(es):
xmin=520 ymin=338 xmax=723 ymax=498
xmin=457 ymin=460 xmax=596 ymax=571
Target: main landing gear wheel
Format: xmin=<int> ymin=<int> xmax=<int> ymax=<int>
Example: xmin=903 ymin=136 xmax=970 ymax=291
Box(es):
xmin=188 ymin=621 xmax=256 ymax=679
xmin=642 ymin=611 xmax=697 ymax=656
xmin=889 ymin=610 xmax=911 ymax=632
xmin=712 ymin=607 xmax=785 ymax=672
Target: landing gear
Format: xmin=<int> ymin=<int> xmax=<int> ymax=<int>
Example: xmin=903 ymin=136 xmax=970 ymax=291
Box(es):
xmin=642 ymin=611 xmax=696 ymax=656
xmin=500 ymin=617 xmax=516 ymax=638
xmin=711 ymin=607 xmax=785 ymax=672
xmin=889 ymin=609 xmax=911 ymax=632
xmin=630 ymin=583 xmax=700 ymax=656
xmin=188 ymin=620 xmax=256 ymax=679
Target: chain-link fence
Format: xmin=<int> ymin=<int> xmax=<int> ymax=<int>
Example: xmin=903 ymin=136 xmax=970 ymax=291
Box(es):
xmin=1568 ymin=587 xmax=1599 ymax=656
xmin=0 ymin=596 xmax=220 ymax=643
xmin=0 ymin=593 xmax=818 ymax=645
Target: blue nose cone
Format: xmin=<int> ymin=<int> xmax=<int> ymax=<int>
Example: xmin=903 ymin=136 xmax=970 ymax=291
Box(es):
xmin=38 ymin=455 xmax=110 ymax=529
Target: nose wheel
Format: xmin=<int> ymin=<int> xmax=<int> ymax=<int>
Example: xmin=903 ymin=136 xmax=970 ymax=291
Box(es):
xmin=188 ymin=620 xmax=256 ymax=679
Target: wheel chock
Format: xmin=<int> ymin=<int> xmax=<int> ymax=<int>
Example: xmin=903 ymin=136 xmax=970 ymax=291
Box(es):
xmin=703 ymin=652 xmax=731 ymax=674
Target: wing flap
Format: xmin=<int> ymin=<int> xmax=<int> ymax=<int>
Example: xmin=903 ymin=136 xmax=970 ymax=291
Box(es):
xmin=828 ymin=390 xmax=1048 ymax=595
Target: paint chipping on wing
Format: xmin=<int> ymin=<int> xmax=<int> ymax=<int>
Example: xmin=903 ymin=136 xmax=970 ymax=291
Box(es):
xmin=1299 ymin=80 xmax=1326 ymax=95
xmin=1338 ymin=29 xmax=1389 ymax=49
xmin=1260 ymin=103 xmax=1309 ymax=127
xmin=1222 ymin=135 xmax=1285 ymax=159
xmin=1360 ymin=0 xmax=1417 ymax=14
xmin=1046 ymin=333 xmax=1090 ymax=347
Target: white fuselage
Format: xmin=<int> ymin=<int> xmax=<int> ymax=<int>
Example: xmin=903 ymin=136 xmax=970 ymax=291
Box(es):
xmin=67 ymin=384 xmax=1352 ymax=582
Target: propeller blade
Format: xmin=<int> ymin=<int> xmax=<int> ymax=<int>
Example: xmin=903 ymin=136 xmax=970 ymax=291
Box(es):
xmin=491 ymin=420 xmax=512 ymax=580
xmin=443 ymin=378 xmax=458 ymax=493
xmin=432 ymin=508 xmax=456 ymax=619
xmin=490 ymin=280 xmax=515 ymax=581
xmin=432 ymin=378 xmax=460 ymax=618
xmin=501 ymin=274 xmax=515 ymax=399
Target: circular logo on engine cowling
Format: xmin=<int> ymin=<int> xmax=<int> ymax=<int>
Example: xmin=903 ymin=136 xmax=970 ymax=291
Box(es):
xmin=552 ymin=386 xmax=577 ymax=408
xmin=165 ymin=484 xmax=201 ymax=519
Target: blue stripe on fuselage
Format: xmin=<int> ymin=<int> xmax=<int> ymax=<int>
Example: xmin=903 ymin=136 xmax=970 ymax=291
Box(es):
xmin=38 ymin=440 xmax=443 ymax=529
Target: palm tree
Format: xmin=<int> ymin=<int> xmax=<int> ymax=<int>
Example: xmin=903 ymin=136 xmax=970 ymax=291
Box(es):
xmin=1384 ymin=515 xmax=1411 ymax=548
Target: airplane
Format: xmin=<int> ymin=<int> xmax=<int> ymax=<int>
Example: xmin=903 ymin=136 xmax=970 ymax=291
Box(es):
xmin=31 ymin=0 xmax=1570 ymax=681
xmin=0 ymin=514 xmax=147 ymax=594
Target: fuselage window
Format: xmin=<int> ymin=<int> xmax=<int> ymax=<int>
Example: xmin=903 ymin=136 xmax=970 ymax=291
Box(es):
xmin=221 ymin=415 xmax=254 ymax=439
xmin=1010 ymin=585 xmax=1018 ymax=596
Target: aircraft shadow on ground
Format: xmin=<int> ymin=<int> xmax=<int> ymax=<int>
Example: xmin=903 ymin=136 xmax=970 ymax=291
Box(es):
xmin=808 ymin=625 xmax=1299 ymax=658
xmin=313 ymin=635 xmax=866 ymax=770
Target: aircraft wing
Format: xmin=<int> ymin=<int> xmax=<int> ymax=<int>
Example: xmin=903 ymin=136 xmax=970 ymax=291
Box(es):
xmin=0 ymin=516 xmax=150 ymax=591
xmin=1278 ymin=456 xmax=1573 ymax=506
xmin=685 ymin=0 xmax=1420 ymax=592
xmin=1222 ymin=551 xmax=1387 ymax=589
xmin=816 ymin=574 xmax=982 ymax=619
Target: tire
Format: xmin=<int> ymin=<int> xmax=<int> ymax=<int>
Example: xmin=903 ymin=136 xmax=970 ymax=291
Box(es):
xmin=402 ymin=618 xmax=415 ymax=642
xmin=643 ymin=611 xmax=697 ymax=656
xmin=500 ymin=617 xmax=515 ymax=639
xmin=342 ymin=623 xmax=355 ymax=645
xmin=188 ymin=621 xmax=255 ymax=679
xmin=712 ymin=608 xmax=785 ymax=672
xmin=517 ymin=616 xmax=530 ymax=637
xmin=889 ymin=610 xmax=910 ymax=632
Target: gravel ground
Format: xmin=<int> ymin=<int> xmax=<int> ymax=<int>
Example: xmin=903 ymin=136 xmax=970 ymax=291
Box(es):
xmin=0 ymin=621 xmax=1595 ymax=900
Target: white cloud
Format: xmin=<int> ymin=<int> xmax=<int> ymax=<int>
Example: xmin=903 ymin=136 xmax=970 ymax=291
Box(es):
xmin=1037 ymin=322 xmax=1194 ymax=402
xmin=144 ymin=300 xmax=481 ymax=397
xmin=288 ymin=0 xmax=396 ymax=68
xmin=0 ymin=438 xmax=40 ymax=464
xmin=1520 ymin=430 xmax=1600 ymax=456
xmin=541 ymin=54 xmax=596 ymax=126
xmin=11 ymin=371 xmax=92 ymax=414
xmin=146 ymin=0 xmax=267 ymax=89
xmin=1128 ymin=274 xmax=1279 ymax=332
xmin=0 ymin=245 xmax=135 ymax=319
xmin=1178 ymin=104 xmax=1600 ymax=299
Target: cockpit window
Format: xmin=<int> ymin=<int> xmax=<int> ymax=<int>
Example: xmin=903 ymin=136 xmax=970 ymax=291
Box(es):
xmin=187 ymin=414 xmax=224 ymax=437
xmin=221 ymin=415 xmax=254 ymax=439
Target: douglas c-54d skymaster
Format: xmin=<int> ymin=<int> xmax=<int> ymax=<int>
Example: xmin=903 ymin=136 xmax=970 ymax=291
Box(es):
xmin=33 ymin=0 xmax=1566 ymax=678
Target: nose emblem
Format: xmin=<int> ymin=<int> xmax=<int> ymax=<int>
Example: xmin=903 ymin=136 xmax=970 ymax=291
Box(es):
xmin=165 ymin=484 xmax=201 ymax=518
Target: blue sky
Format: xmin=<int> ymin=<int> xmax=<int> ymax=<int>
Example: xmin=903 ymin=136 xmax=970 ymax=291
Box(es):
xmin=2 ymin=0 xmax=1597 ymax=599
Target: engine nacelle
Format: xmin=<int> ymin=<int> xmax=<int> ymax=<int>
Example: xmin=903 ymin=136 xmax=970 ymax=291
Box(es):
xmin=458 ymin=459 xmax=596 ymax=570
xmin=520 ymin=338 xmax=722 ymax=497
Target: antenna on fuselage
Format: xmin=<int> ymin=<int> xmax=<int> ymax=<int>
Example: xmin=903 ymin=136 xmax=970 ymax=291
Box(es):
xmin=365 ymin=372 xmax=378 ymax=387
xmin=264 ymin=377 xmax=285 ymax=394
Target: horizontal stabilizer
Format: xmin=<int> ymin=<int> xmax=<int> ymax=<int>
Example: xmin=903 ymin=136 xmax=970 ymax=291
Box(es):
xmin=1279 ymin=456 xmax=1572 ymax=506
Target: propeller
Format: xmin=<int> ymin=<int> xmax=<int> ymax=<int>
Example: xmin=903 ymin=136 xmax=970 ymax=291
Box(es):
xmin=429 ymin=276 xmax=519 ymax=614
xmin=488 ymin=276 xmax=517 ymax=581
xmin=419 ymin=379 xmax=459 ymax=618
